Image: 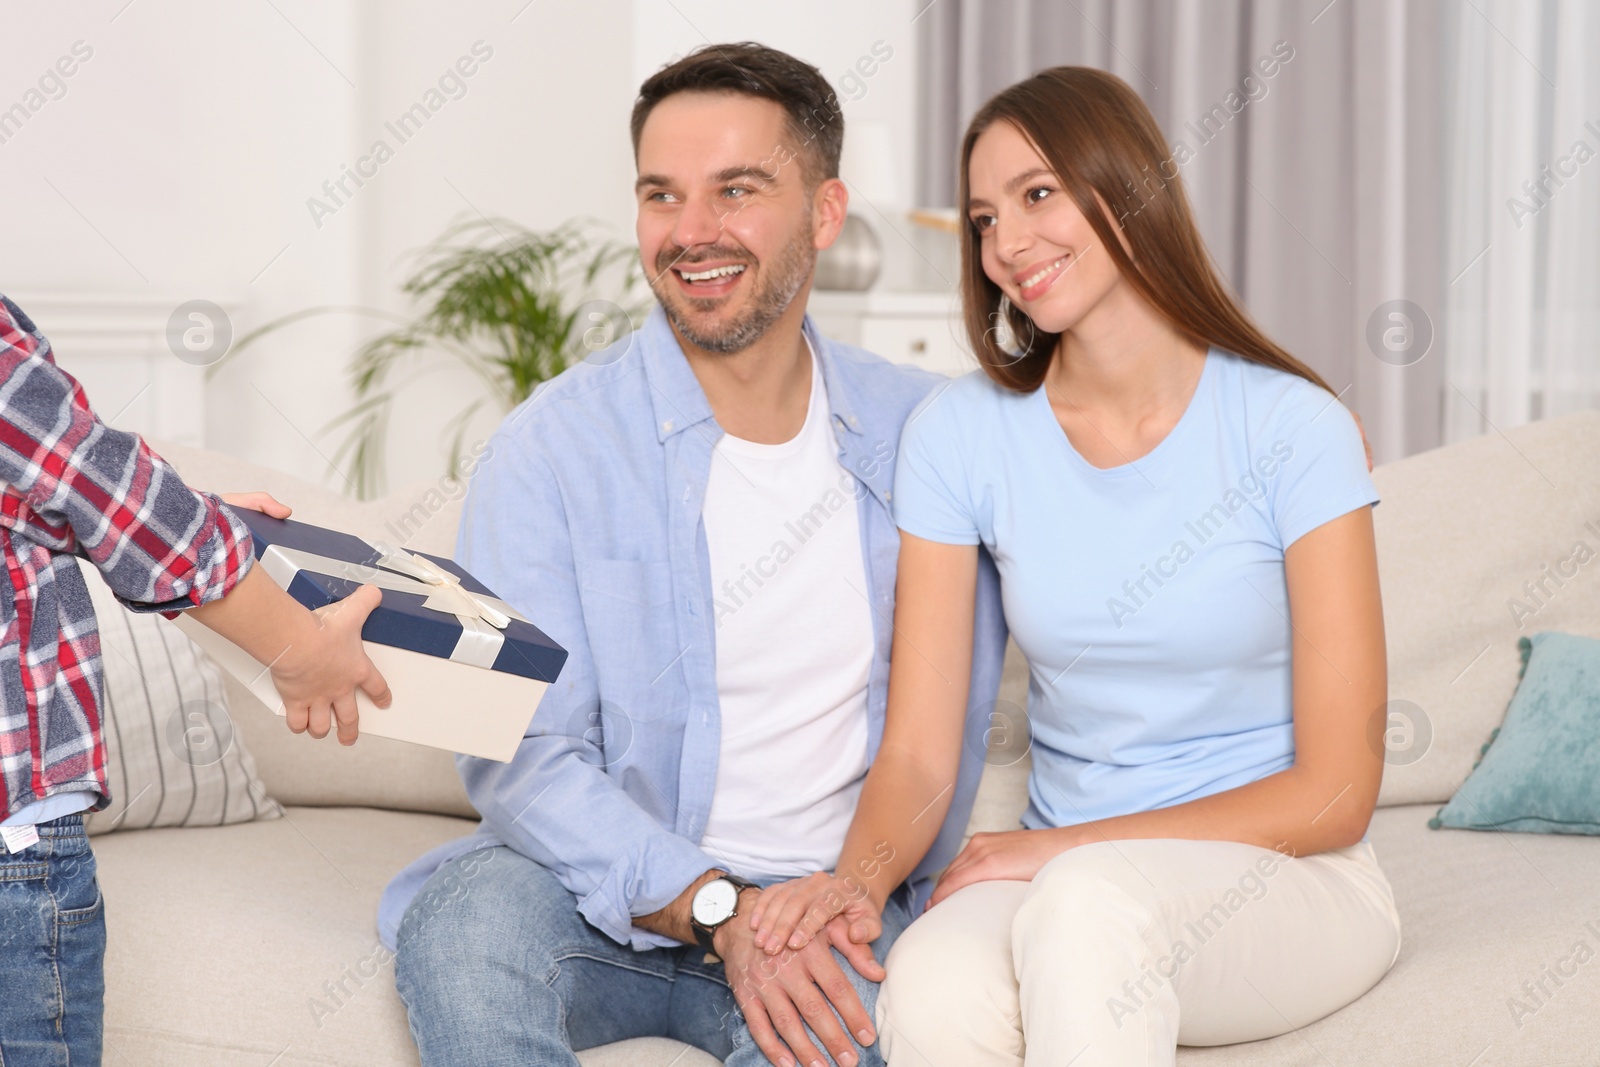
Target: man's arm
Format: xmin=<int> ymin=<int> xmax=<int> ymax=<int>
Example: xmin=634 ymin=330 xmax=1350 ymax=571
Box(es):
xmin=634 ymin=867 xmax=725 ymax=945
xmin=453 ymin=429 xmax=718 ymax=950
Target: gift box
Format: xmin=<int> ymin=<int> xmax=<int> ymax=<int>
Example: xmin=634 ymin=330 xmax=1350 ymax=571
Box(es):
xmin=170 ymin=510 xmax=566 ymax=762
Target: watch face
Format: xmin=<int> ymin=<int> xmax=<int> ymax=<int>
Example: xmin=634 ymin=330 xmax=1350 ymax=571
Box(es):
xmin=693 ymin=878 xmax=741 ymax=927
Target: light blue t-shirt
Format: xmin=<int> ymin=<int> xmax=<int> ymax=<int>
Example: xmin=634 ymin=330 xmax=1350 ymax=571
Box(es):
xmin=893 ymin=349 xmax=1379 ymax=830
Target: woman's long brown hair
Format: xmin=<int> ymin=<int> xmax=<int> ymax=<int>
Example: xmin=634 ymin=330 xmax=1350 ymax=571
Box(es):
xmin=960 ymin=66 xmax=1333 ymax=396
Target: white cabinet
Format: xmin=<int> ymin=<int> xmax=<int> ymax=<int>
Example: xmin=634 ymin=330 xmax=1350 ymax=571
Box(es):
xmin=806 ymin=290 xmax=977 ymax=379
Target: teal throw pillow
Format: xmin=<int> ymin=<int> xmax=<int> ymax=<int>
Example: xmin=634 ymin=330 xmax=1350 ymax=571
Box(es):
xmin=1431 ymin=631 xmax=1600 ymax=834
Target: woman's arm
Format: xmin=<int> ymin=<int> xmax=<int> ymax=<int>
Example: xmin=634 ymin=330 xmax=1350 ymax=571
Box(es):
xmin=928 ymin=505 xmax=1387 ymax=904
xmin=748 ymin=531 xmax=979 ymax=950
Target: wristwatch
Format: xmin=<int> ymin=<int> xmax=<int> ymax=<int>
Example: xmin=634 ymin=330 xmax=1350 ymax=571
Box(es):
xmin=689 ymin=872 xmax=758 ymax=955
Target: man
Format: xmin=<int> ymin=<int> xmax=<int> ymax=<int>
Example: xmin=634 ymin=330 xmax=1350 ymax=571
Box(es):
xmin=380 ymin=42 xmax=1005 ymax=1067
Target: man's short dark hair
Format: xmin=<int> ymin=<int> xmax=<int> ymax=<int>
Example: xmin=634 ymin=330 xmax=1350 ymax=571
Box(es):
xmin=630 ymin=42 xmax=843 ymax=189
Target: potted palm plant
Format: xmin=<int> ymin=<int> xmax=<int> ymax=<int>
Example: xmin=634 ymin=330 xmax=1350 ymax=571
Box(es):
xmin=228 ymin=217 xmax=645 ymax=498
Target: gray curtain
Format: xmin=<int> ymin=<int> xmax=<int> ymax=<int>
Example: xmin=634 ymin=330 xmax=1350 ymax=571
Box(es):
xmin=1441 ymin=0 xmax=1600 ymax=441
xmin=917 ymin=0 xmax=1446 ymax=462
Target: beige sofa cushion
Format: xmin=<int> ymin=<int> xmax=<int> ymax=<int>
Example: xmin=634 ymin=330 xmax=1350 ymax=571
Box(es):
xmin=76 ymin=558 xmax=281 ymax=835
xmin=1369 ymin=411 xmax=1600 ymax=806
xmin=95 ymin=801 xmax=1600 ymax=1066
xmin=1180 ymin=805 xmax=1600 ymax=1065
xmin=95 ymin=805 xmax=724 ymax=1067
xmin=99 ymin=807 xmax=464 ymax=1066
xmin=227 ymin=670 xmax=477 ymax=819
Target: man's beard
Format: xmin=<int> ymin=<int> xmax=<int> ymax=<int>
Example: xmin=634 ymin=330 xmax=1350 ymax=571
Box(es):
xmin=648 ymin=222 xmax=815 ymax=355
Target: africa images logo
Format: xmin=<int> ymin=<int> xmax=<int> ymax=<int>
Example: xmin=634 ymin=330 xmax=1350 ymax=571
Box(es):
xmin=1106 ymin=441 xmax=1293 ymax=629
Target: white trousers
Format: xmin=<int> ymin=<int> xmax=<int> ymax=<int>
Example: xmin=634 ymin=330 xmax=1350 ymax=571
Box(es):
xmin=876 ymin=838 xmax=1401 ymax=1067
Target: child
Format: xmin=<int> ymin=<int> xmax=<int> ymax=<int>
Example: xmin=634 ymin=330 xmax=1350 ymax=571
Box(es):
xmin=0 ymin=292 xmax=392 ymax=1064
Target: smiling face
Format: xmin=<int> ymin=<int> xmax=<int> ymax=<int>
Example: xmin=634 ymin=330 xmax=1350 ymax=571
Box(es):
xmin=965 ymin=120 xmax=1129 ymax=338
xmin=635 ymin=91 xmax=833 ymax=355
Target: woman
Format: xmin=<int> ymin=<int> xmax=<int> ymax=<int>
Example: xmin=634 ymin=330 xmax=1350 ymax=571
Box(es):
xmin=745 ymin=67 xmax=1401 ymax=1065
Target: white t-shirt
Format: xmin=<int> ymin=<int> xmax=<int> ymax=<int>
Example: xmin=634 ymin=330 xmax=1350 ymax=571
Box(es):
xmin=698 ymin=343 xmax=873 ymax=879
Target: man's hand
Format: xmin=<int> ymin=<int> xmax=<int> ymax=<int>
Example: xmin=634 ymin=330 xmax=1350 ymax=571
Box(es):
xmin=718 ymin=897 xmax=881 ymax=1067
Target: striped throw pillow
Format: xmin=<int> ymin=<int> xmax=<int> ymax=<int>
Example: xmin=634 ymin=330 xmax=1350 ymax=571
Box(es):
xmin=75 ymin=558 xmax=282 ymax=834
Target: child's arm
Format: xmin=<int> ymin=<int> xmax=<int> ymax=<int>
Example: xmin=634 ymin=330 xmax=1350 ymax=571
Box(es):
xmin=187 ymin=492 xmax=393 ymax=745
xmin=0 ymin=294 xmax=390 ymax=744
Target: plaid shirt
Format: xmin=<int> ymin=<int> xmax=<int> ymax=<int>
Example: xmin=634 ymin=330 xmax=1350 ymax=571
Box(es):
xmin=0 ymin=293 xmax=255 ymax=821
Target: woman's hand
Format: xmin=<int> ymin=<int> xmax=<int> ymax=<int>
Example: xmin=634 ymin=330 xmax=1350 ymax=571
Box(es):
xmin=928 ymin=827 xmax=1078 ymax=907
xmin=748 ymin=871 xmax=884 ymax=956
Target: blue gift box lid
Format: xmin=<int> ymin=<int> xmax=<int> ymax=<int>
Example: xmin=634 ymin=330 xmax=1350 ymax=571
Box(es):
xmin=230 ymin=509 xmax=567 ymax=684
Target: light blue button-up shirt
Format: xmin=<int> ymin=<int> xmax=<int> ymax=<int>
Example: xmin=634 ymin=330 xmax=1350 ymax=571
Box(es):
xmin=378 ymin=307 xmax=1006 ymax=952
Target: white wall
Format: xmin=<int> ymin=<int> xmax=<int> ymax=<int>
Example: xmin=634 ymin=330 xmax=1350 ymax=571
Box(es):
xmin=0 ymin=2 xmax=928 ymax=495
xmin=351 ymin=0 xmax=639 ymax=493
xmin=1 ymin=1 xmax=367 ymax=484
xmin=0 ymin=1 xmax=632 ymax=495
xmin=0 ymin=1 xmax=922 ymax=495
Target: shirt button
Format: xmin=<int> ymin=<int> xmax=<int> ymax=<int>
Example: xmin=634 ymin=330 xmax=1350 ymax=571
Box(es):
xmin=662 ymin=420 xmax=674 ymax=432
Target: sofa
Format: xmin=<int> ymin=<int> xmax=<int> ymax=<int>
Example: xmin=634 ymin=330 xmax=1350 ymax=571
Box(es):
xmin=95 ymin=410 xmax=1600 ymax=1066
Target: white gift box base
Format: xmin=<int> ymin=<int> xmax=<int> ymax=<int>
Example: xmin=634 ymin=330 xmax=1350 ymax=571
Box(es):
xmin=171 ymin=614 xmax=544 ymax=762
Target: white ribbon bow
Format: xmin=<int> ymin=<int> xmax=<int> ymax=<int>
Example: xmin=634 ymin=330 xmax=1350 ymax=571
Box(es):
xmin=257 ymin=541 xmax=528 ymax=670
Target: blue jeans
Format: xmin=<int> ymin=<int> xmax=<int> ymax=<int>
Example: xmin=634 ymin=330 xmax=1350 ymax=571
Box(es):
xmin=0 ymin=813 xmax=106 ymax=1067
xmin=394 ymin=846 xmax=913 ymax=1066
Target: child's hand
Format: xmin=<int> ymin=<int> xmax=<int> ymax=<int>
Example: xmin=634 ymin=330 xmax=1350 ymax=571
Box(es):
xmin=189 ymin=489 xmax=394 ymax=745
xmin=220 ymin=491 xmax=292 ymax=518
xmin=268 ymin=583 xmax=393 ymax=745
